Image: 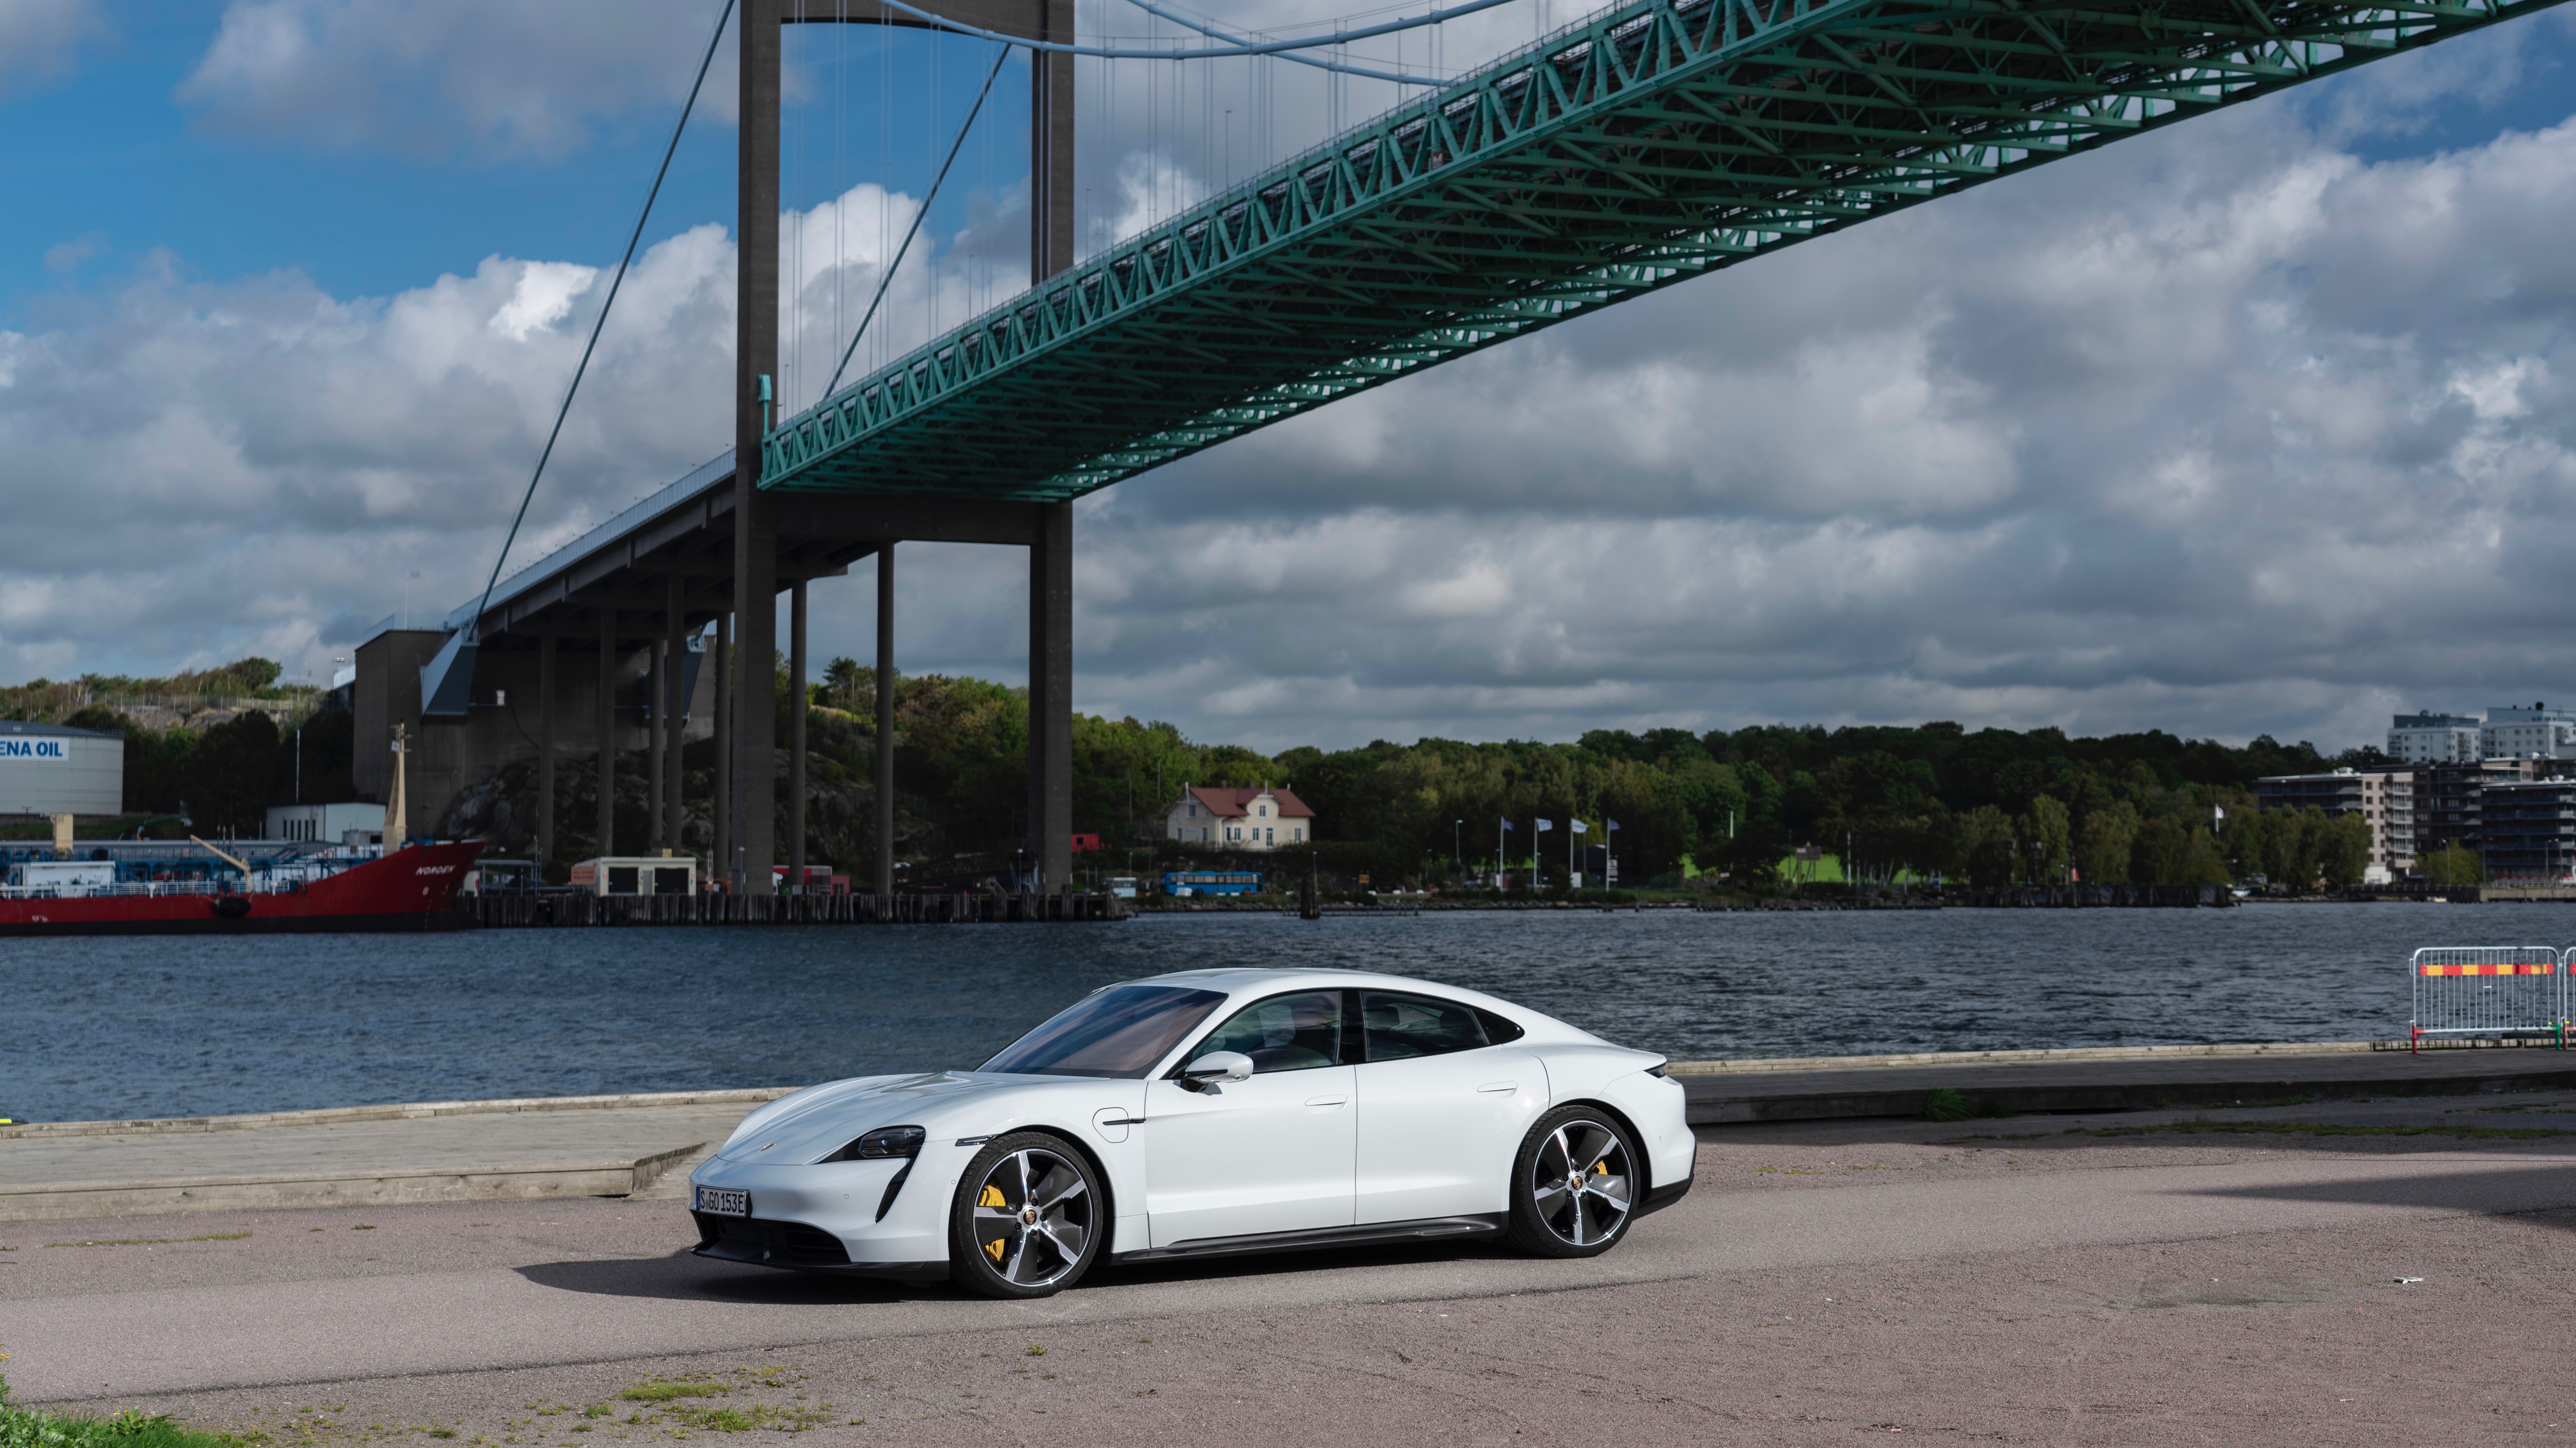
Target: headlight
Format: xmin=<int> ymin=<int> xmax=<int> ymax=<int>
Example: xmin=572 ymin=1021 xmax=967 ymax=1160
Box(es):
xmin=824 ymin=1125 xmax=925 ymax=1162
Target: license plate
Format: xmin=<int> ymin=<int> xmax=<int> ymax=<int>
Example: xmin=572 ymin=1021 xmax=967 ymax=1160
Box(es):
xmin=695 ymin=1186 xmax=749 ymax=1217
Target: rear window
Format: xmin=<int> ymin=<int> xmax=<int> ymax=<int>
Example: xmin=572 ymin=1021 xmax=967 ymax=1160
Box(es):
xmin=1363 ymin=991 xmax=1498 ymax=1061
xmin=981 ymin=984 xmax=1228 ymax=1079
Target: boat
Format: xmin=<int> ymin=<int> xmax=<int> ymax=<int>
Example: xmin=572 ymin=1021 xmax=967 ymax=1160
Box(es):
xmin=0 ymin=837 xmax=487 ymax=935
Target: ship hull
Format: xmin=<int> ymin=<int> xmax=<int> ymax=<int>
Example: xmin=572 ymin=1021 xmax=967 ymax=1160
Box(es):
xmin=0 ymin=840 xmax=486 ymax=936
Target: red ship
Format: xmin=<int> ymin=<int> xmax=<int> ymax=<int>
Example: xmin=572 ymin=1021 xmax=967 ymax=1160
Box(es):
xmin=0 ymin=839 xmax=487 ymax=935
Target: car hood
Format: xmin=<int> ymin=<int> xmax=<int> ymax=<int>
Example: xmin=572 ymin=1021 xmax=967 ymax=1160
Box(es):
xmin=716 ymin=1070 xmax=1020 ymax=1163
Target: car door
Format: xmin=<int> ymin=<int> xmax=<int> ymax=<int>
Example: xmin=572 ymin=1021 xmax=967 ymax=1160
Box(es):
xmin=1143 ymin=989 xmax=1355 ymax=1247
xmin=1352 ymin=990 xmax=1544 ymax=1224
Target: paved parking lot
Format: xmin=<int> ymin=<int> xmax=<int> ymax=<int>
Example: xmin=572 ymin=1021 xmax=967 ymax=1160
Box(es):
xmin=7 ymin=1095 xmax=2574 ymax=1445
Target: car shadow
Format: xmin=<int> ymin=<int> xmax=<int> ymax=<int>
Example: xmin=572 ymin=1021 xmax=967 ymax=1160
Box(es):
xmin=513 ymin=1251 xmax=943 ymax=1305
xmin=515 ymin=1237 xmax=1524 ymax=1302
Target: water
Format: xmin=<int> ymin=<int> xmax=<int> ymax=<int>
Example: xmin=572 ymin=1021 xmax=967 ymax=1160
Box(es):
xmin=0 ymin=905 xmax=2497 ymax=1123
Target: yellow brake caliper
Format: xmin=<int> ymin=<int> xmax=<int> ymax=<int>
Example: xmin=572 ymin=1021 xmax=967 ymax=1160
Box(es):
xmin=978 ymin=1184 xmax=1008 ymax=1208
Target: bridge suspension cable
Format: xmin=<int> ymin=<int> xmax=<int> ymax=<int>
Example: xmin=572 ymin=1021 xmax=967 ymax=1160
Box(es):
xmin=870 ymin=0 xmax=1515 ymax=64
xmin=469 ymin=0 xmax=734 ymax=639
xmin=1117 ymin=0 xmax=1447 ymax=87
xmin=821 ymin=41 xmax=1012 ymax=401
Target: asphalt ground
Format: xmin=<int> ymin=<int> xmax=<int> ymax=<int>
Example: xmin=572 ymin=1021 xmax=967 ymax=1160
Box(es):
xmin=6 ymin=1094 xmax=2575 ymax=1446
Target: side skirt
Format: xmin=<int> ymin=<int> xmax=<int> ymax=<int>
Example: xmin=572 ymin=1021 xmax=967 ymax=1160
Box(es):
xmin=1633 ymin=1178 xmax=1691 ymax=1219
xmin=1113 ymin=1213 xmax=1506 ymax=1265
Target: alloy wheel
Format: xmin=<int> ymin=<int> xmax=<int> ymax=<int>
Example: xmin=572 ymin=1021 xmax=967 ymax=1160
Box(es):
xmin=1529 ymin=1118 xmax=1633 ymax=1248
xmin=967 ymin=1146 xmax=1093 ymax=1288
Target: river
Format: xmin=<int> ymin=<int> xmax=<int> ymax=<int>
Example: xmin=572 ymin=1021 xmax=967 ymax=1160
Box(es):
xmin=0 ymin=904 xmax=2503 ymax=1122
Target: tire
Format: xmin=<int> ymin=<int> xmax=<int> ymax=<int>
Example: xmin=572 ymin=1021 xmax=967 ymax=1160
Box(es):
xmin=947 ymin=1132 xmax=1105 ymax=1299
xmin=1505 ymin=1105 xmax=1641 ymax=1258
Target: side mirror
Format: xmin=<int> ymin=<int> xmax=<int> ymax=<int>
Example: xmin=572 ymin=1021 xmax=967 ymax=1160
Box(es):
xmin=1179 ymin=1051 xmax=1254 ymax=1090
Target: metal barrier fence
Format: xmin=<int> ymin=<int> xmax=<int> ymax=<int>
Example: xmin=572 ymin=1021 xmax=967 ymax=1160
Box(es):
xmin=2408 ymin=946 xmax=2568 ymax=1052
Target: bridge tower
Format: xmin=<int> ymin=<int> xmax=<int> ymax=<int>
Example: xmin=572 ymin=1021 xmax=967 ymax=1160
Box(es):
xmin=735 ymin=0 xmax=1076 ymax=898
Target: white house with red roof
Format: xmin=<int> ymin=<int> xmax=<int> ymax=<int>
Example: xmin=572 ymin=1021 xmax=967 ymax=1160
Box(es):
xmin=1164 ymin=784 xmax=1315 ymax=850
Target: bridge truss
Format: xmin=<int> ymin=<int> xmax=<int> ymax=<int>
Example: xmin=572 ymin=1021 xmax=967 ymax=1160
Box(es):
xmin=761 ymin=0 xmax=2567 ymax=501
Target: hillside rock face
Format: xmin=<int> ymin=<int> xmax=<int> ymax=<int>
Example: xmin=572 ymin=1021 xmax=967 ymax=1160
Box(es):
xmin=434 ymin=744 xmax=933 ymax=875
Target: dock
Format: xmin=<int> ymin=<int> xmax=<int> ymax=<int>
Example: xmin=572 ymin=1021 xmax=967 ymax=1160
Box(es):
xmin=461 ymin=889 xmax=1128 ymax=925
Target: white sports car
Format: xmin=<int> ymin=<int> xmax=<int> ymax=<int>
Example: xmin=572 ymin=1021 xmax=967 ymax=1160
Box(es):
xmin=687 ymin=967 xmax=1692 ymax=1298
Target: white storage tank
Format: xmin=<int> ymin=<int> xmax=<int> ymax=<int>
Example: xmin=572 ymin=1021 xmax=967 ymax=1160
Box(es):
xmin=0 ymin=721 xmax=123 ymax=816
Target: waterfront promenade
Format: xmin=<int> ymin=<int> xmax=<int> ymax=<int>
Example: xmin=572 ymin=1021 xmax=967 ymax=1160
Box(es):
xmin=6 ymin=1081 xmax=2572 ymax=1444
xmin=9 ymin=1041 xmax=2574 ymax=1222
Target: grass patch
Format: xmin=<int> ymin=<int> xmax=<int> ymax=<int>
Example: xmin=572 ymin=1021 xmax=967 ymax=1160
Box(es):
xmin=45 ymin=1235 xmax=250 ymax=1249
xmin=615 ymin=1387 xmax=725 ymax=1405
xmin=2007 ymin=1120 xmax=2576 ymax=1141
xmin=660 ymin=1406 xmax=827 ymax=1435
xmin=0 ymin=1406 xmax=254 ymax=1448
xmin=1923 ymin=1089 xmax=2009 ymax=1122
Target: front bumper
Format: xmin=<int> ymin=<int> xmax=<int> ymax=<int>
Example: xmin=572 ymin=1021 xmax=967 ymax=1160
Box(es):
xmin=688 ymin=1147 xmax=966 ymax=1273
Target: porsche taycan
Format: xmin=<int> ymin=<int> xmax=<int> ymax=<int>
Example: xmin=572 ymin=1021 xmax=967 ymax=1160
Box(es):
xmin=687 ymin=967 xmax=1691 ymax=1297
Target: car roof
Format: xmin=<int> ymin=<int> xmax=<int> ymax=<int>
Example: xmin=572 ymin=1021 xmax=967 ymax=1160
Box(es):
xmin=1125 ymin=967 xmax=1583 ymax=1036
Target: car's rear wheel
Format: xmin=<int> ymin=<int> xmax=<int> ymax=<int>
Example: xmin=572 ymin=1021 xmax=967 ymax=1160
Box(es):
xmin=947 ymin=1132 xmax=1103 ymax=1298
xmin=1505 ymin=1106 xmax=1639 ymax=1257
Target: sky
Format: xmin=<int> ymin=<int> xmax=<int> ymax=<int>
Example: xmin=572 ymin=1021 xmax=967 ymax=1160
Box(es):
xmin=3 ymin=0 xmax=2575 ymax=754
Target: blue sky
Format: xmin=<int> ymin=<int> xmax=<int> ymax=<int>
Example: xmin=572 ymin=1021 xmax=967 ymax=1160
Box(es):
xmin=4 ymin=0 xmax=2576 ymax=752
xmin=3 ymin=3 xmax=1032 ymax=313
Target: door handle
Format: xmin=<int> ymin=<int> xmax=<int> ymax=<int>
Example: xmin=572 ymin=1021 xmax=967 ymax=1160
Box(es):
xmin=1304 ymin=1095 xmax=1349 ymax=1108
xmin=1477 ymin=1081 xmax=1516 ymax=1094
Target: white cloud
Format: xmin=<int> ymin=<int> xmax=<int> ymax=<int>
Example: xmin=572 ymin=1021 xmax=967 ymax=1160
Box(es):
xmin=176 ymin=0 xmax=740 ymax=159
xmin=0 ymin=0 xmax=96 ymax=98
xmin=11 ymin=11 xmax=2576 ymax=757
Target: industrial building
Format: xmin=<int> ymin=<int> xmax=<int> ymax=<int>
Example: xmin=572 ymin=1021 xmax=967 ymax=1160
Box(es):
xmin=0 ymin=719 xmax=123 ymax=817
xmin=264 ymin=802 xmax=386 ymax=845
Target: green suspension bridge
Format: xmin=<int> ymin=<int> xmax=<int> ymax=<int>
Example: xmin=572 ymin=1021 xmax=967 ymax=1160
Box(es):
xmin=418 ymin=0 xmax=2559 ymax=904
xmin=760 ymin=0 xmax=2565 ymax=501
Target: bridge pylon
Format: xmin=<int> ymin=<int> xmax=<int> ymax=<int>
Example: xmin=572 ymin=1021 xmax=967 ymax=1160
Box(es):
xmin=733 ymin=0 xmax=1077 ymax=896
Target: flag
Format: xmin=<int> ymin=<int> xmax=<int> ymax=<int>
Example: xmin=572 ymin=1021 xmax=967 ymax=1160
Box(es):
xmin=1571 ymin=820 xmax=1588 ymax=834
xmin=1500 ymin=818 xmax=1516 ymax=831
xmin=1536 ymin=819 xmax=1553 ymax=832
xmin=1607 ymin=818 xmax=1621 ymax=831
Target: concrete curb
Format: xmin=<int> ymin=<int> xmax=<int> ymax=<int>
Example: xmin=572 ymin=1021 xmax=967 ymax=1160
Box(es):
xmin=0 ymin=1088 xmax=802 ymax=1140
xmin=0 ymin=1142 xmax=710 ymax=1223
xmin=1662 ymin=1042 xmax=2410 ymax=1075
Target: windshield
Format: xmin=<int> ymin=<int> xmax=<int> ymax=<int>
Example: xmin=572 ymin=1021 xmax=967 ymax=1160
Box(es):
xmin=980 ymin=984 xmax=1228 ymax=1079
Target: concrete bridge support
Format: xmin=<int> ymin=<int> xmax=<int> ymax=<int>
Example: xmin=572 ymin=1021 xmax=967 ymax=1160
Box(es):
xmin=536 ymin=632 xmax=556 ymax=869
xmin=875 ymin=547 xmax=894 ymax=900
xmin=734 ymin=0 xmax=1078 ymax=896
xmin=596 ymin=609 xmax=617 ymax=859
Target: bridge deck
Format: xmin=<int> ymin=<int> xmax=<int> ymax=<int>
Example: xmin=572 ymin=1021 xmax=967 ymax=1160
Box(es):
xmin=762 ymin=0 xmax=2562 ymax=504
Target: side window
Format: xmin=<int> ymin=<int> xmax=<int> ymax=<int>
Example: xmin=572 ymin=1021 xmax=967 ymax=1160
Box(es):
xmin=1361 ymin=992 xmax=1491 ymax=1061
xmin=1189 ymin=991 xmax=1342 ymax=1074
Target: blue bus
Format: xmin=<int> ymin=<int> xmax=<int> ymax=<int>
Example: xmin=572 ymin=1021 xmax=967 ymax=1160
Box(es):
xmin=1162 ymin=870 xmax=1262 ymax=897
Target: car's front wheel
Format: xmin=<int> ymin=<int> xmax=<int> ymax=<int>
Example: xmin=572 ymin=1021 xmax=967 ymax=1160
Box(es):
xmin=1505 ymin=1106 xmax=1640 ymax=1257
xmin=947 ymin=1132 xmax=1104 ymax=1298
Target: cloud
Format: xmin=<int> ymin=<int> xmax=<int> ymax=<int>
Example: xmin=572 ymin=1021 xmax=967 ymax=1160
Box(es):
xmin=175 ymin=0 xmax=740 ymax=160
xmin=11 ymin=13 xmax=2576 ymax=759
xmin=0 ymin=0 xmax=99 ymax=98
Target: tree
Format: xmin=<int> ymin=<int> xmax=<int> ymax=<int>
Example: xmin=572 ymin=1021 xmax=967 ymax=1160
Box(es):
xmin=2318 ymin=813 xmax=2374 ymax=887
xmin=2180 ymin=826 xmax=2232 ymax=886
xmin=2132 ymin=816 xmax=2188 ymax=884
xmin=1956 ymin=805 xmax=2016 ymax=889
xmin=2077 ymin=800 xmax=2141 ymax=885
xmin=2420 ymin=844 xmax=2486 ymax=886
xmin=2020 ymin=795 xmax=2071 ymax=885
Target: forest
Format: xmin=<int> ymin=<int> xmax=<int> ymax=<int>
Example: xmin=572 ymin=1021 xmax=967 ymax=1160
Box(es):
xmin=11 ymin=656 xmax=2407 ymax=889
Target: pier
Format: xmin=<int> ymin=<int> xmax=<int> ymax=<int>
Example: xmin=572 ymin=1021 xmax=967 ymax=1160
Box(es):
xmin=460 ymin=889 xmax=1127 ymax=926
